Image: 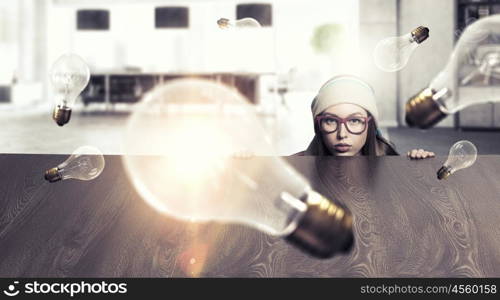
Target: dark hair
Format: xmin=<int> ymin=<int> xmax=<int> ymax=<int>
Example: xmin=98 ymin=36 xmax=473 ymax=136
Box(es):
xmin=360 ymin=117 xmax=398 ymax=156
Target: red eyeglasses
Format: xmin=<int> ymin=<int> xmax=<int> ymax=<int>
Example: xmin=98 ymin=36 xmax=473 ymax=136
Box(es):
xmin=315 ymin=114 xmax=371 ymax=135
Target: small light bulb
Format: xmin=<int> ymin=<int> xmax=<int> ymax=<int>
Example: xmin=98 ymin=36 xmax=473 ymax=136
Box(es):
xmin=437 ymin=140 xmax=477 ymax=180
xmin=49 ymin=53 xmax=90 ymax=126
xmin=44 ymin=146 xmax=105 ymax=183
xmin=373 ymin=26 xmax=429 ymax=72
xmin=217 ymin=17 xmax=261 ymax=29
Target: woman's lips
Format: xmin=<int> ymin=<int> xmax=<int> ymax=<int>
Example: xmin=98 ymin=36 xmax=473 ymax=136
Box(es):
xmin=334 ymin=144 xmax=351 ymax=153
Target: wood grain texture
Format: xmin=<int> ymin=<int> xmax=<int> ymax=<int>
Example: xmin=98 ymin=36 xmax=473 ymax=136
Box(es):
xmin=1 ymin=154 xmax=500 ymax=277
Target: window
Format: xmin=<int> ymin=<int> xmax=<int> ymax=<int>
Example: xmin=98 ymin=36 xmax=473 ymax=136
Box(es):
xmin=155 ymin=7 xmax=189 ymax=28
xmin=0 ymin=86 xmax=10 ymax=103
xmin=77 ymin=9 xmax=110 ymax=30
xmin=236 ymin=3 xmax=272 ymax=27
xmin=456 ymin=0 xmax=500 ymax=39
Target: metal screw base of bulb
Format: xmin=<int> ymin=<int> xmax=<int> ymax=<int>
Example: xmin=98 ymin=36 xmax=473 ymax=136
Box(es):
xmin=44 ymin=167 xmax=62 ymax=183
xmin=285 ymin=190 xmax=354 ymax=259
xmin=53 ymin=106 xmax=72 ymax=126
xmin=405 ymin=88 xmax=448 ymax=129
xmin=437 ymin=166 xmax=452 ymax=180
xmin=217 ymin=18 xmax=230 ymax=28
xmin=411 ymin=26 xmax=430 ymax=44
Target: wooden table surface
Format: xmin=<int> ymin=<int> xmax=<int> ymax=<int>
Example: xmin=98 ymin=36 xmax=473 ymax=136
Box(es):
xmin=1 ymin=154 xmax=500 ymax=277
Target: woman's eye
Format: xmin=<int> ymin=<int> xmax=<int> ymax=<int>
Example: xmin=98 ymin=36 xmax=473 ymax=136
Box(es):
xmin=324 ymin=118 xmax=337 ymax=125
xmin=348 ymin=118 xmax=363 ymax=124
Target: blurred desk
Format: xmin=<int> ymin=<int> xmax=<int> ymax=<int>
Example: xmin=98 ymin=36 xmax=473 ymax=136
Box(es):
xmin=1 ymin=154 xmax=500 ymax=277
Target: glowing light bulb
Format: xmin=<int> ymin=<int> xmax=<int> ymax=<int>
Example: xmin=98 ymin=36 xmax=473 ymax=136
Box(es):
xmin=373 ymin=26 xmax=429 ymax=72
xmin=437 ymin=140 xmax=477 ymax=180
xmin=217 ymin=17 xmax=261 ymax=29
xmin=123 ymin=79 xmax=353 ymax=258
xmin=49 ymin=53 xmax=90 ymax=126
xmin=44 ymin=146 xmax=105 ymax=183
xmin=406 ymin=15 xmax=500 ymax=128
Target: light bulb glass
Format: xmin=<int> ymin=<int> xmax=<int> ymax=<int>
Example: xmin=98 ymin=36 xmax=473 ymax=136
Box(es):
xmin=437 ymin=140 xmax=477 ymax=179
xmin=49 ymin=53 xmax=90 ymax=109
xmin=406 ymin=15 xmax=500 ymax=128
xmin=217 ymin=17 xmax=261 ymax=29
xmin=444 ymin=140 xmax=478 ymax=171
xmin=49 ymin=53 xmax=90 ymax=126
xmin=122 ymin=79 xmax=353 ymax=258
xmin=430 ymin=16 xmax=500 ymax=112
xmin=45 ymin=146 xmax=105 ymax=182
xmin=374 ymin=33 xmax=419 ymax=72
xmin=123 ymin=79 xmax=306 ymax=234
xmin=373 ymin=26 xmax=429 ymax=72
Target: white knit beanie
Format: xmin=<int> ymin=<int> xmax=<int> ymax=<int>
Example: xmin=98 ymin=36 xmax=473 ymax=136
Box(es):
xmin=311 ymin=75 xmax=379 ymax=124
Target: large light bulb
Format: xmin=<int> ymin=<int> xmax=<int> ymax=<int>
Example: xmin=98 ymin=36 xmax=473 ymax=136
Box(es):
xmin=217 ymin=17 xmax=261 ymax=29
xmin=373 ymin=26 xmax=429 ymax=72
xmin=49 ymin=53 xmax=90 ymax=126
xmin=122 ymin=79 xmax=353 ymax=258
xmin=44 ymin=146 xmax=105 ymax=183
xmin=406 ymin=15 xmax=500 ymax=128
xmin=437 ymin=140 xmax=477 ymax=180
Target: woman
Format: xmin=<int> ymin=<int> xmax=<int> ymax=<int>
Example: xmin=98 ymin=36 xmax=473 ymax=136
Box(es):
xmin=296 ymin=75 xmax=434 ymax=158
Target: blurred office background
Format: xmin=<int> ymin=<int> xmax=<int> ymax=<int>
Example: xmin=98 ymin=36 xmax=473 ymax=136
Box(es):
xmin=1 ymin=0 xmax=500 ymax=155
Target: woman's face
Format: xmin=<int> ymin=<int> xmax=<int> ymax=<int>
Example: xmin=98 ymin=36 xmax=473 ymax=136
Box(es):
xmin=319 ymin=103 xmax=369 ymax=156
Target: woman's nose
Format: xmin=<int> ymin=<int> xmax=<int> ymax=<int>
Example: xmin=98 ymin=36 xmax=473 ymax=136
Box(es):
xmin=337 ymin=123 xmax=348 ymax=139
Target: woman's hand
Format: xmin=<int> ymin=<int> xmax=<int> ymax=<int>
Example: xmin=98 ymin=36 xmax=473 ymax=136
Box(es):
xmin=407 ymin=149 xmax=435 ymax=159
